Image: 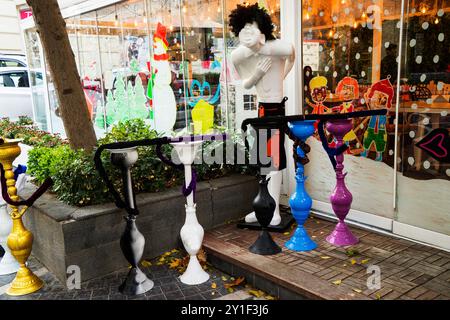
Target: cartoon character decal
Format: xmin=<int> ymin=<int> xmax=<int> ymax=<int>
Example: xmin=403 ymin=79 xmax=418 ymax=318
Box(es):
xmin=334 ymin=76 xmax=359 ymax=113
xmin=361 ymin=78 xmax=394 ymax=161
xmin=306 ymin=75 xmax=331 ymax=114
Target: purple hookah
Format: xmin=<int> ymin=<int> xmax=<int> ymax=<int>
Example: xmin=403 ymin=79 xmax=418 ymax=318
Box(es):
xmin=318 ymin=119 xmax=358 ymax=246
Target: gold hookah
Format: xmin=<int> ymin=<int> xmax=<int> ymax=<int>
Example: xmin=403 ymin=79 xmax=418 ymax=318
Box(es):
xmin=0 ymin=138 xmax=43 ymax=295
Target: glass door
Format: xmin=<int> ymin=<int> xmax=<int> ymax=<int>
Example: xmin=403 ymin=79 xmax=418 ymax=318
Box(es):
xmin=23 ymin=28 xmax=51 ymax=132
xmin=395 ymin=0 xmax=450 ymax=242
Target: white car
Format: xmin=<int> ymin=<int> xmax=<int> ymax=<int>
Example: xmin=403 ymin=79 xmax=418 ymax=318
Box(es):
xmin=0 ymin=53 xmax=27 ymax=68
xmin=0 ymin=67 xmax=35 ymax=120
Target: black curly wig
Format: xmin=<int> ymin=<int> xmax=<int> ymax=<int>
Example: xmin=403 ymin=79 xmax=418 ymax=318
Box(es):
xmin=229 ymin=3 xmax=275 ymax=41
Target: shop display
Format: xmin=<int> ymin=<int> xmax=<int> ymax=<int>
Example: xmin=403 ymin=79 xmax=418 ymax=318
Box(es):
xmin=95 ymin=134 xmax=227 ymax=289
xmin=0 ymin=139 xmax=52 ymax=296
xmin=230 ymin=3 xmax=295 ymax=227
xmin=242 ymin=109 xmax=388 ymax=250
xmin=284 ymin=120 xmax=317 ymax=251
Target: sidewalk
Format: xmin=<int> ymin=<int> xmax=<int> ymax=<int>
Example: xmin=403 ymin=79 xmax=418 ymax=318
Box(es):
xmin=0 ymin=251 xmax=270 ymax=300
xmin=203 ymin=212 xmax=450 ymax=300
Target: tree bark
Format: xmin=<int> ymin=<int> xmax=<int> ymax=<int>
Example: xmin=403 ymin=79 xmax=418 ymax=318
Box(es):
xmin=26 ymin=0 xmax=97 ymax=151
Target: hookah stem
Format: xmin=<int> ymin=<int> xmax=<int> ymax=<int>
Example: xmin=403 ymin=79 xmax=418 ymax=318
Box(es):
xmin=121 ymin=165 xmax=136 ymax=211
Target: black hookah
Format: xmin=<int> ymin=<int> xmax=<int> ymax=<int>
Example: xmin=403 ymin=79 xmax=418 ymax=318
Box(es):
xmin=94 ymin=134 xmax=226 ymax=295
xmin=241 ymin=121 xmax=284 ymax=255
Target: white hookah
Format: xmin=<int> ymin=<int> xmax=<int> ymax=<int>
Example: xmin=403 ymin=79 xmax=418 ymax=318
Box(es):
xmin=171 ymin=139 xmax=209 ymax=285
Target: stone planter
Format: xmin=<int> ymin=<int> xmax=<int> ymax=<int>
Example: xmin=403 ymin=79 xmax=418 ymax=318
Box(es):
xmin=21 ymin=174 xmax=258 ymax=284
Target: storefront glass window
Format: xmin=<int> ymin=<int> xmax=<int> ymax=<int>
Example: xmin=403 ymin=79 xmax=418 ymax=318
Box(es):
xmin=396 ymin=0 xmax=450 ymax=235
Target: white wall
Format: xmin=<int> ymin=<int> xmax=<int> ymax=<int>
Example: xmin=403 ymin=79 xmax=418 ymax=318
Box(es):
xmin=0 ymin=0 xmax=23 ymax=53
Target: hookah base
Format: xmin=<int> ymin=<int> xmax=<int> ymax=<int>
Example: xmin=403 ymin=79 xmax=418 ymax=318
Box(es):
xmin=249 ymin=230 xmax=282 ymax=255
xmin=179 ymin=256 xmax=209 ymax=285
xmin=326 ymin=221 xmax=359 ymax=246
xmin=237 ymin=213 xmax=295 ymax=233
xmin=6 ymin=266 xmax=43 ymax=296
xmin=285 ymin=226 xmax=317 ymax=252
xmin=119 ymin=267 xmax=154 ymax=296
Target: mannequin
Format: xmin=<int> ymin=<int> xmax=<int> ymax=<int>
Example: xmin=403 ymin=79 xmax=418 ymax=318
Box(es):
xmin=230 ymin=4 xmax=295 ymax=226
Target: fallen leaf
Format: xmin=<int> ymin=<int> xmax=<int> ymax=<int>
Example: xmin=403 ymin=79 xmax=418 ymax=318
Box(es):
xmin=350 ymin=259 xmax=357 ymax=265
xmin=158 ymin=257 xmax=166 ymax=262
xmin=221 ymin=276 xmax=228 ymax=281
xmin=197 ymin=249 xmax=207 ymax=263
xmin=321 ymin=256 xmax=331 ymax=260
xmin=265 ymin=295 xmax=276 ymax=300
xmin=375 ymin=293 xmax=381 ymax=300
xmin=227 ymin=287 xmax=234 ymax=293
xmin=163 ymin=251 xmax=172 ymax=257
xmin=224 ymin=276 xmax=245 ymax=289
xmin=169 ymin=259 xmax=181 ymax=269
xmin=361 ymin=259 xmax=370 ymax=264
xmin=248 ymin=289 xmax=264 ymax=298
xmin=345 ymin=249 xmax=360 ymax=257
xmin=211 ymin=282 xmax=217 ymax=289
xmin=332 ymin=279 xmax=342 ymax=285
xmin=352 ymin=288 xmax=362 ymax=293
xmin=141 ymin=260 xmax=152 ymax=268
xmin=283 ymin=232 xmax=290 ymax=236
xmin=342 ymin=264 xmax=347 ymax=267
xmin=171 ymin=249 xmax=179 ymax=253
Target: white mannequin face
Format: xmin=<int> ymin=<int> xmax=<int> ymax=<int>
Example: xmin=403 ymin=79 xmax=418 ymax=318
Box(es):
xmin=238 ymin=22 xmax=264 ymax=48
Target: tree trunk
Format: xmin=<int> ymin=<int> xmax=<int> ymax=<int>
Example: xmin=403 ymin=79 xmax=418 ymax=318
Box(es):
xmin=26 ymin=0 xmax=97 ymax=151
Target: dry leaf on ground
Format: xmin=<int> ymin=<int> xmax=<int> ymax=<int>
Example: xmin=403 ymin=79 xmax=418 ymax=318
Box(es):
xmin=248 ymin=290 xmax=264 ymax=298
xmin=224 ymin=276 xmax=245 ymax=289
xmin=141 ymin=260 xmax=152 ymax=268
xmin=332 ymin=279 xmax=342 ymax=285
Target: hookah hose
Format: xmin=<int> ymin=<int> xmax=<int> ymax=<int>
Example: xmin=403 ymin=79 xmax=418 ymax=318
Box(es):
xmin=242 ymin=109 xmax=388 ymax=170
xmin=0 ymin=163 xmax=53 ymax=207
xmin=155 ymin=144 xmax=197 ymax=202
xmin=317 ymin=121 xmax=348 ymax=170
xmin=94 ymin=137 xmax=170 ymax=216
xmin=94 ymin=134 xmax=228 ymax=213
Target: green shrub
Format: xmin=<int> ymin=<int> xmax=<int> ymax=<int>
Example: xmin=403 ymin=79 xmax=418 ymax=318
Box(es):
xmin=27 ymin=118 xmax=253 ymax=206
xmin=0 ymin=117 xmax=65 ymax=147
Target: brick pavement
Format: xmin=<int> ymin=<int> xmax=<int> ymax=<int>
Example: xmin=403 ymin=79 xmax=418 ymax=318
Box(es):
xmin=204 ymin=212 xmax=450 ymax=300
